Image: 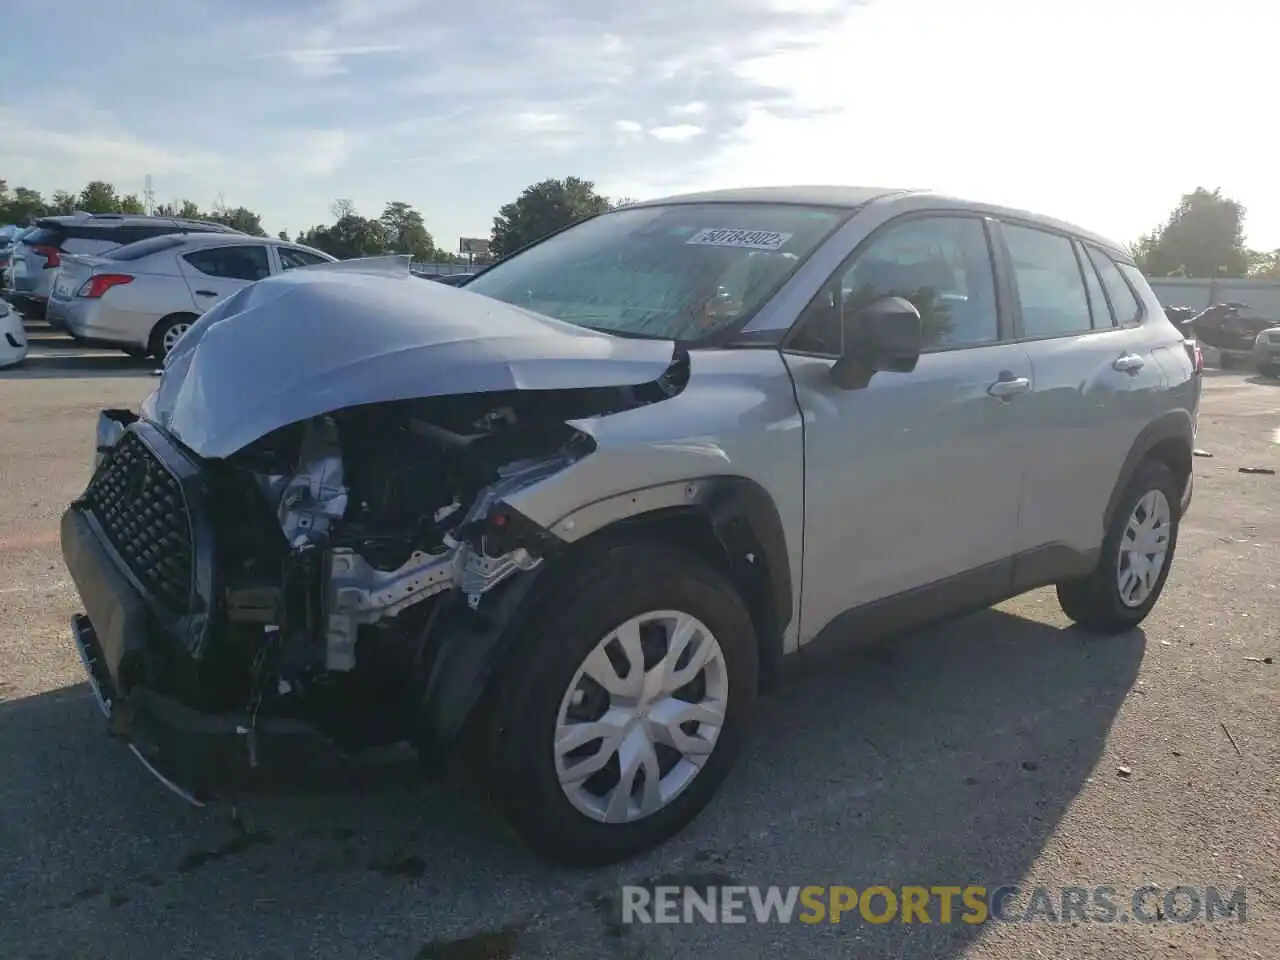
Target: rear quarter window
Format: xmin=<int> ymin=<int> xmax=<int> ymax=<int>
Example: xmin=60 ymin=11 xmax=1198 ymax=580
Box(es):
xmin=1115 ymin=263 xmax=1156 ymax=319
xmin=278 ymin=246 xmax=333 ymax=270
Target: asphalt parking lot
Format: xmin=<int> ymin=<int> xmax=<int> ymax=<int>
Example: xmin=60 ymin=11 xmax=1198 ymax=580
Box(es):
xmin=1 ymin=322 xmax=1277 ymax=960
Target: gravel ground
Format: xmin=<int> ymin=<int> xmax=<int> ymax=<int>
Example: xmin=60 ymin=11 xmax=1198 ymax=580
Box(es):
xmin=1 ymin=328 xmax=1277 ymax=959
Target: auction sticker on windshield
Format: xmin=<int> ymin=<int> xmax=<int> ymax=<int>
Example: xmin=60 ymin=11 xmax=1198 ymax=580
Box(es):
xmin=686 ymin=228 xmax=793 ymax=251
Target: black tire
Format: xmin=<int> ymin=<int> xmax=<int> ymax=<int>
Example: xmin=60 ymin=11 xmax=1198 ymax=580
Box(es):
xmin=484 ymin=542 xmax=758 ymax=867
xmin=148 ymin=313 xmax=197 ymax=360
xmin=1258 ymin=363 xmax=1280 ymax=379
xmin=1057 ymin=459 xmax=1182 ymax=633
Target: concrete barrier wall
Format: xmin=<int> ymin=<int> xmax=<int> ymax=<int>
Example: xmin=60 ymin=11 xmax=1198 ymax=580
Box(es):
xmin=1147 ymin=277 xmax=1280 ymax=321
xmin=409 ymin=261 xmax=477 ymax=276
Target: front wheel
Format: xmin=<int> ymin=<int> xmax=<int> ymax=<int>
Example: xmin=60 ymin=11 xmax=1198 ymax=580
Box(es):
xmin=485 ymin=543 xmax=758 ymax=867
xmin=1057 ymin=459 xmax=1181 ymax=633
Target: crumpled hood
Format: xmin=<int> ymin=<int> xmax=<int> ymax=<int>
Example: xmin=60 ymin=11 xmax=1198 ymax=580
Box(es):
xmin=148 ymin=259 xmax=677 ymax=459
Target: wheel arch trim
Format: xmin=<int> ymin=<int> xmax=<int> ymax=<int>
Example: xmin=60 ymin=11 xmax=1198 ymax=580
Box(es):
xmin=546 ymin=475 xmax=794 ymax=640
xmin=1104 ymin=410 xmax=1194 ymax=533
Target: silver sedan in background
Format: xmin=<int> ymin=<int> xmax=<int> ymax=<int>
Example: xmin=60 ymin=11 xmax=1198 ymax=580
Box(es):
xmin=46 ymin=233 xmax=335 ymax=359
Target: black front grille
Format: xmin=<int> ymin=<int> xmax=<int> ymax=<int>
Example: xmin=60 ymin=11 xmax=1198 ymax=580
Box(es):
xmin=85 ymin=431 xmax=194 ymax=614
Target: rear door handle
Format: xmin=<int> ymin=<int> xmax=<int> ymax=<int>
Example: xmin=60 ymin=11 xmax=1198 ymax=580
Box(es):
xmin=194 ymin=289 xmax=218 ymax=297
xmin=1113 ymin=353 xmax=1145 ymax=374
xmin=987 ymin=373 xmax=1031 ymax=399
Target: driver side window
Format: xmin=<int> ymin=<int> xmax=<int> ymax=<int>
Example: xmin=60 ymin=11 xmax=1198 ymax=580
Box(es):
xmin=789 ymin=215 xmax=999 ymax=355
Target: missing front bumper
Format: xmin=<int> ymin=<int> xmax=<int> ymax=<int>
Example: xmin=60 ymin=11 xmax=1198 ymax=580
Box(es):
xmin=70 ymin=613 xmax=206 ymax=807
xmin=69 ymin=612 xmax=321 ymax=805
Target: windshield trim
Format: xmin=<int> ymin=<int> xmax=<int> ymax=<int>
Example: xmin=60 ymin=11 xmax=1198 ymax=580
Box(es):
xmin=464 ymin=201 xmax=859 ymax=348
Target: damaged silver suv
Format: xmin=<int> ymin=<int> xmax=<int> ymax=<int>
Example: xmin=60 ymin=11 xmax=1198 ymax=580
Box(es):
xmin=61 ymin=187 xmax=1201 ymax=866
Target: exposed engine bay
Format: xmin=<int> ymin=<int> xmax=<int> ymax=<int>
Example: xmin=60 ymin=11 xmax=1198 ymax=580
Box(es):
xmin=188 ymin=368 xmax=686 ymax=751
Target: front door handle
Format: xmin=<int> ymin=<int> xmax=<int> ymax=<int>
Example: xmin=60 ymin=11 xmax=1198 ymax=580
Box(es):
xmin=1113 ymin=353 xmax=1145 ymax=374
xmin=194 ymin=289 xmax=218 ymax=297
xmin=987 ymin=373 xmax=1031 ymax=399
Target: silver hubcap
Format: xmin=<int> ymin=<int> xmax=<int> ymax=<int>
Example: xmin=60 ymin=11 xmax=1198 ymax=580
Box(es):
xmin=1117 ymin=488 xmax=1172 ymax=608
xmin=161 ymin=322 xmax=191 ymax=356
xmin=554 ymin=610 xmax=728 ymax=824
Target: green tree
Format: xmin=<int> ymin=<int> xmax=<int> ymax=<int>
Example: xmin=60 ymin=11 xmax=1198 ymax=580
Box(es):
xmin=300 ymin=214 xmax=388 ymax=259
xmin=278 ymin=229 xmax=289 ymax=241
xmin=48 ymin=190 xmax=77 ymax=215
xmin=119 ymin=193 xmax=146 ymax=215
xmin=1133 ymin=187 xmax=1250 ymax=278
xmin=77 ymin=180 xmax=121 ymax=214
xmin=380 ymin=200 xmax=436 ymax=260
xmin=489 ymin=176 xmax=612 ymax=257
xmin=0 ymin=186 xmax=47 ymax=224
xmin=208 ymin=204 xmax=266 ymax=236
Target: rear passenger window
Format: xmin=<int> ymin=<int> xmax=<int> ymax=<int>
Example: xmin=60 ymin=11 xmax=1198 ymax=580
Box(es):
xmin=1003 ymin=224 xmax=1093 ymax=337
xmin=184 ymin=245 xmax=271 ymax=281
xmin=1086 ymin=247 xmax=1142 ymax=325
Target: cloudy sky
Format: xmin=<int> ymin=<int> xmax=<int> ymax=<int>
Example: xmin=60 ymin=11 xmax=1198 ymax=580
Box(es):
xmin=2 ymin=0 xmax=1276 ymax=252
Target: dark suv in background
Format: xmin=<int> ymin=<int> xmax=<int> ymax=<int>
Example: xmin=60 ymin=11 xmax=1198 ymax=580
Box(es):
xmin=3 ymin=214 xmax=243 ymax=318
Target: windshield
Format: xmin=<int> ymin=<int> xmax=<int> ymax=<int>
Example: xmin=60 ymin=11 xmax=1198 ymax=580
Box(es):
xmin=463 ymin=202 xmax=849 ymax=340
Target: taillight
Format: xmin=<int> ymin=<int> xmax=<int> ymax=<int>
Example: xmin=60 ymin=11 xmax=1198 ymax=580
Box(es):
xmin=78 ymin=274 xmax=135 ymax=298
xmin=32 ymin=244 xmax=61 ymax=268
xmin=1183 ymin=338 xmax=1203 ymax=375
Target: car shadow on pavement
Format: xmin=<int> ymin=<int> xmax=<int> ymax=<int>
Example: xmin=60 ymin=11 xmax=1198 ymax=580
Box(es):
xmin=0 ymin=607 xmax=1144 ymax=959
xmin=0 ymin=354 xmax=157 ymax=380
xmin=1243 ymin=375 xmax=1280 ymax=387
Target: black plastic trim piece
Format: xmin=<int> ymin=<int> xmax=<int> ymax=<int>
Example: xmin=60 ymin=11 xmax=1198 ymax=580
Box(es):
xmin=1103 ymin=412 xmax=1195 ymax=533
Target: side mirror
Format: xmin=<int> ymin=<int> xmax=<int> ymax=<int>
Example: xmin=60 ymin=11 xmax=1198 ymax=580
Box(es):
xmin=830 ymin=295 xmax=923 ymax=389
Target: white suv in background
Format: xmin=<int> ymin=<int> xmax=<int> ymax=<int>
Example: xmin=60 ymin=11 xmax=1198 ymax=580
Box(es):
xmin=46 ymin=233 xmax=335 ymax=359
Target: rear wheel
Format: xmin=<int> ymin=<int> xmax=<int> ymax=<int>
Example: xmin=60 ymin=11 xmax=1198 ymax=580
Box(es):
xmin=484 ymin=543 xmax=758 ymax=867
xmin=149 ymin=313 xmax=196 ymax=360
xmin=1057 ymin=459 xmax=1181 ymax=633
xmin=1258 ymin=363 xmax=1280 ymax=379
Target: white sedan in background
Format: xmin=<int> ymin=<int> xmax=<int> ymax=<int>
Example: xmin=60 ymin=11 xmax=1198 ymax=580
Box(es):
xmin=46 ymin=234 xmax=336 ymax=360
